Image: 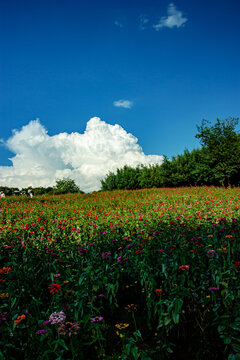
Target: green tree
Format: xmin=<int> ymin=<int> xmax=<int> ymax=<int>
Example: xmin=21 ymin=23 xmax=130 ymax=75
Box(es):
xmin=54 ymin=177 xmax=81 ymax=194
xmin=195 ymin=117 xmax=240 ymax=186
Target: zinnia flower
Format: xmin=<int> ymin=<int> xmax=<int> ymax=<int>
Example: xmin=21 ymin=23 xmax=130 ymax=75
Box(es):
xmin=14 ymin=314 xmax=26 ymax=325
xmin=155 ymin=289 xmax=163 ymax=296
xmin=48 ymin=283 xmax=62 ymax=294
xmin=234 ymin=261 xmax=240 ymax=270
xmin=0 ymin=267 xmax=12 ymax=275
xmin=36 ymin=329 xmax=47 ymax=334
xmin=115 ymin=323 xmax=129 ymax=330
xmin=0 ymin=312 xmax=7 ymax=323
xmin=49 ymin=311 xmax=66 ymax=324
xmin=207 ymin=250 xmax=216 ymax=257
xmin=101 ymin=252 xmax=111 ymax=259
xmin=90 ymin=316 xmax=103 ymax=323
xmin=58 ymin=322 xmax=80 ymax=336
xmin=124 ymin=304 xmax=137 ymax=312
xmin=179 ymin=265 xmax=190 ymax=271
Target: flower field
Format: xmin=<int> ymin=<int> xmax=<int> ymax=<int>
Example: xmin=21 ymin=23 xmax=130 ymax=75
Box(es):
xmin=0 ymin=187 xmax=240 ymax=359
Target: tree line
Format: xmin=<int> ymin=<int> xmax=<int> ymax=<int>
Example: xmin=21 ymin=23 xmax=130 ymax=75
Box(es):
xmin=101 ymin=117 xmax=240 ymax=190
xmin=0 ymin=178 xmax=83 ymax=196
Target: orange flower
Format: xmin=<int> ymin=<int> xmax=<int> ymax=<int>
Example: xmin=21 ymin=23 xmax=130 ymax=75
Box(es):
xmin=14 ymin=314 xmax=26 ymax=325
xmin=0 ymin=267 xmax=12 ymax=275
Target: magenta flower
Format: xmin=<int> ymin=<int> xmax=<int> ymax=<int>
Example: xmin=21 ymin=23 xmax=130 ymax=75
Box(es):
xmin=117 ymin=256 xmax=122 ymax=263
xmin=90 ymin=316 xmax=103 ymax=323
xmin=101 ymin=252 xmax=111 ymax=259
xmin=36 ymin=329 xmax=47 ymax=334
xmin=43 ymin=320 xmax=50 ymax=325
xmin=207 ymin=250 xmax=216 ymax=257
xmin=0 ymin=312 xmax=7 ymax=323
xmin=209 ymin=287 xmax=219 ymax=291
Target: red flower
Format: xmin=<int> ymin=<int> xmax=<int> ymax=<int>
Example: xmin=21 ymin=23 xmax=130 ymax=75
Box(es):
xmin=179 ymin=265 xmax=190 ymax=271
xmin=234 ymin=261 xmax=240 ymax=270
xmin=0 ymin=267 xmax=12 ymax=275
xmin=48 ymin=283 xmax=62 ymax=294
xmin=155 ymin=289 xmax=163 ymax=295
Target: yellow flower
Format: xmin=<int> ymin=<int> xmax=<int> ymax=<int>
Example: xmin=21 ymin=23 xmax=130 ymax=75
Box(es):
xmin=115 ymin=323 xmax=129 ymax=330
xmin=0 ymin=293 xmax=9 ymax=298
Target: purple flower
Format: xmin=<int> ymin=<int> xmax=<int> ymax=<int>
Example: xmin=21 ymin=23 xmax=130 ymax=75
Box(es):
xmin=207 ymin=250 xmax=216 ymax=257
xmin=36 ymin=329 xmax=47 ymax=334
xmin=209 ymin=287 xmax=219 ymax=291
xmin=90 ymin=316 xmax=103 ymax=323
xmin=43 ymin=320 xmax=50 ymax=326
xmin=117 ymin=256 xmax=122 ymax=263
xmin=0 ymin=312 xmax=7 ymax=323
xmin=78 ymin=247 xmax=88 ymax=254
xmin=101 ymin=252 xmax=111 ymax=259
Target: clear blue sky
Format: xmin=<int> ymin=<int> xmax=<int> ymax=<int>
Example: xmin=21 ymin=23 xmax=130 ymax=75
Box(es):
xmin=0 ymin=0 xmax=239 ymax=166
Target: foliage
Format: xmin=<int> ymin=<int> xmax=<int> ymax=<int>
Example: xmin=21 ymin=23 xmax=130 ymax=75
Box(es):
xmin=101 ymin=117 xmax=240 ymax=190
xmin=195 ymin=117 xmax=240 ymax=186
xmin=0 ymin=187 xmax=240 ymax=359
xmin=54 ymin=177 xmax=82 ymax=194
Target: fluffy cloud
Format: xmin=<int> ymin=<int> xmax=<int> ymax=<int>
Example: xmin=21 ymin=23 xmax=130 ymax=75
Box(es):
xmin=0 ymin=117 xmax=163 ymax=192
xmin=113 ymin=100 xmax=133 ymax=109
xmin=153 ymin=3 xmax=187 ymax=30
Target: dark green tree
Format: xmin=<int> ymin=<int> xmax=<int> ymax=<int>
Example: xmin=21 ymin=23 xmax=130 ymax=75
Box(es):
xmin=195 ymin=117 xmax=240 ymax=186
xmin=54 ymin=177 xmax=81 ymax=194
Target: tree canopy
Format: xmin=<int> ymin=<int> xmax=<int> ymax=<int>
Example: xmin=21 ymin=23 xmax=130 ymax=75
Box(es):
xmin=101 ymin=117 xmax=240 ymax=190
xmin=54 ymin=178 xmax=81 ymax=194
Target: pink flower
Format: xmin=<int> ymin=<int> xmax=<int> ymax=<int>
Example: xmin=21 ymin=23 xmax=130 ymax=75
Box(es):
xmin=90 ymin=316 xmax=103 ymax=323
xmin=49 ymin=311 xmax=66 ymax=324
xmin=179 ymin=265 xmax=190 ymax=271
xmin=58 ymin=322 xmax=80 ymax=336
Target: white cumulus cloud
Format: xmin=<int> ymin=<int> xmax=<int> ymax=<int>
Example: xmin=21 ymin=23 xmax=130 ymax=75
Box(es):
xmin=113 ymin=100 xmax=133 ymax=109
xmin=153 ymin=3 xmax=187 ymax=30
xmin=0 ymin=117 xmax=163 ymax=192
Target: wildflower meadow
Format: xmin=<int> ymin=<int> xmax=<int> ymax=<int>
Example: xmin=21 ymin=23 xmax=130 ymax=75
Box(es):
xmin=0 ymin=187 xmax=240 ymax=359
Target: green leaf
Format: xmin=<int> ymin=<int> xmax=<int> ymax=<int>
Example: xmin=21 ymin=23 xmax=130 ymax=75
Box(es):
xmin=224 ymin=336 xmax=232 ymax=345
xmin=232 ymin=343 xmax=240 ymax=353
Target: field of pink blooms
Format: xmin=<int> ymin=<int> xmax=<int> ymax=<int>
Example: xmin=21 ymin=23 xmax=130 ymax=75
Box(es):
xmin=0 ymin=187 xmax=240 ymax=359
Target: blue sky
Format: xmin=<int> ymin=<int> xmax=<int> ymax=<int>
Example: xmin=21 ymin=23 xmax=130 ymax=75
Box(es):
xmin=0 ymin=0 xmax=239 ymax=190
